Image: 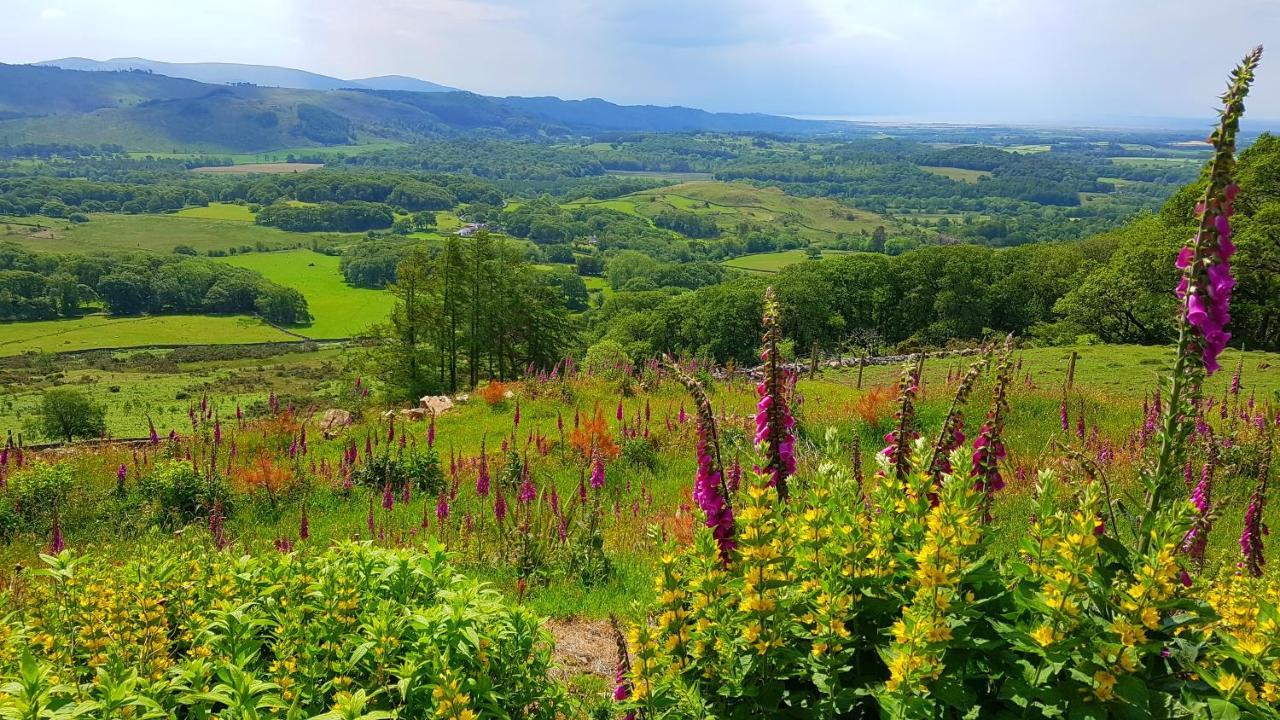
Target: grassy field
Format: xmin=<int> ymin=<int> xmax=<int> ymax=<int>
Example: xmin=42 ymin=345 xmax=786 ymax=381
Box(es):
xmin=0 ymin=346 xmax=347 ymax=438
xmin=221 ymin=250 xmax=395 ymax=338
xmin=126 ymin=142 xmax=406 ymax=164
xmin=174 ymin=202 xmax=257 ymax=221
xmin=1109 ymin=156 xmax=1205 ymax=167
xmin=722 ymin=248 xmax=850 ymax=273
xmin=191 ymin=162 xmax=323 ymax=174
xmin=566 ymin=180 xmax=891 ymax=247
xmin=3 ymin=341 xmax=1275 ymax=612
xmin=0 ymin=212 xmax=308 ymax=254
xmin=918 ymin=165 xmax=992 ymax=183
xmin=0 ymin=314 xmax=293 ymax=356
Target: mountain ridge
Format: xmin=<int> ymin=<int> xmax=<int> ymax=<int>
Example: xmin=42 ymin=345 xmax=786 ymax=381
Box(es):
xmin=0 ymin=63 xmax=847 ymax=152
xmin=35 ymin=56 xmax=459 ymax=93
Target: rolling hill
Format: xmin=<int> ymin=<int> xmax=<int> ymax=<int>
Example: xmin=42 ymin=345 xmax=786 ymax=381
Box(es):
xmin=0 ymin=63 xmax=846 ymax=152
xmin=36 ymin=57 xmax=458 ymax=93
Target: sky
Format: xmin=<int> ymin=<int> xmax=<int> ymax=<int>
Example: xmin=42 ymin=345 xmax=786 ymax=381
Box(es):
xmin=5 ymin=0 xmax=1280 ymax=125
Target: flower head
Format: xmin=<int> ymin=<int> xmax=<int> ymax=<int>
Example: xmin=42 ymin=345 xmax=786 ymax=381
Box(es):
xmin=754 ymin=287 xmax=796 ymax=500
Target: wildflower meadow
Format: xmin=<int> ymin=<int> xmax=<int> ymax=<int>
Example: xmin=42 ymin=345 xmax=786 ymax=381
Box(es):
xmin=0 ymin=49 xmax=1278 ymax=719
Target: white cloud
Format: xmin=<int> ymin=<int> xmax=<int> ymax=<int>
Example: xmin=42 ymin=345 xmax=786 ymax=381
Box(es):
xmin=40 ymin=7 xmax=66 ymax=20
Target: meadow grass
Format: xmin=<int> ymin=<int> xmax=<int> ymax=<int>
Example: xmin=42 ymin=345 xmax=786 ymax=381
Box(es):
xmin=0 ymin=347 xmax=347 ymax=439
xmin=721 ymin=248 xmax=850 ymax=273
xmin=220 ymin=250 xmax=395 ymax=338
xmin=174 ymin=202 xmax=256 ymax=221
xmin=0 ymin=314 xmax=293 ymax=357
xmin=566 ymin=179 xmax=892 ymax=246
xmin=918 ymin=165 xmax=992 ymax=183
xmin=0 ymin=343 xmax=1277 ymax=621
xmin=0 ymin=212 xmax=311 ymax=253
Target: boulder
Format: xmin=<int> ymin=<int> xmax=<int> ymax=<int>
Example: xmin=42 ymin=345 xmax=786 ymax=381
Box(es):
xmin=399 ymin=407 xmax=428 ymax=421
xmin=419 ymin=395 xmax=455 ymax=416
xmin=319 ymin=408 xmax=353 ymax=438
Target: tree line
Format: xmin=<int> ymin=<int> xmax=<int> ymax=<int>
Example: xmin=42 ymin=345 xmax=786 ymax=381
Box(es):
xmin=0 ymin=242 xmax=309 ymax=324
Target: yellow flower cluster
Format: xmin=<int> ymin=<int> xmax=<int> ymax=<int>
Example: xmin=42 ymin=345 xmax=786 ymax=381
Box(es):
xmin=884 ymin=471 xmax=982 ymax=696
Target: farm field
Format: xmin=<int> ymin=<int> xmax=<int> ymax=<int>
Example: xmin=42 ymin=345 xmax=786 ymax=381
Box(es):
xmin=191 ymin=162 xmax=323 ymax=174
xmin=174 ymin=202 xmax=256 ymax=221
xmin=568 ymin=179 xmax=891 ymax=246
xmin=220 ymin=250 xmax=395 ymax=338
xmin=0 ymin=212 xmax=309 ymax=253
xmin=127 ymin=142 xmax=406 ymax=164
xmin=0 ymin=313 xmax=293 ymax=356
xmin=722 ymin=248 xmax=850 ymax=273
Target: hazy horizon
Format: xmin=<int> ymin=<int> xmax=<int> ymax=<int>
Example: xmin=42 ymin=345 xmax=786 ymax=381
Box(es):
xmin=5 ymin=0 xmax=1279 ymax=126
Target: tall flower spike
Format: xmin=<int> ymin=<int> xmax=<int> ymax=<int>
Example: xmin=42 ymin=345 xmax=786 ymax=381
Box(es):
xmin=1175 ymin=47 xmax=1260 ymax=376
xmin=1147 ymin=47 xmax=1262 ymax=547
xmin=972 ymin=335 xmax=1015 ymax=522
xmin=1240 ymin=437 xmax=1272 ymax=577
xmin=882 ymin=356 xmax=923 ymax=482
xmin=755 ymin=287 xmax=796 ymax=501
xmin=927 ymin=351 xmax=987 ymax=488
xmin=667 ymin=356 xmax=735 ymax=563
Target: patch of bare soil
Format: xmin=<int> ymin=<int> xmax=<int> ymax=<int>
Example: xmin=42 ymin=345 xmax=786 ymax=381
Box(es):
xmin=546 ymin=617 xmax=616 ymax=679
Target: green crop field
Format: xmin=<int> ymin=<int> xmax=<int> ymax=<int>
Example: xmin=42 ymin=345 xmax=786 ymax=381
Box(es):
xmin=567 ymin=180 xmax=891 ymax=246
xmin=0 ymin=213 xmax=308 ymax=254
xmin=174 ymin=202 xmax=257 ymax=221
xmin=220 ymin=250 xmax=395 ymax=338
xmin=1109 ymin=156 xmax=1204 ymax=166
xmin=125 ymin=142 xmax=407 ymax=164
xmin=722 ymin=248 xmax=850 ymax=273
xmin=919 ymin=165 xmax=992 ymax=183
xmin=0 ymin=314 xmax=293 ymax=357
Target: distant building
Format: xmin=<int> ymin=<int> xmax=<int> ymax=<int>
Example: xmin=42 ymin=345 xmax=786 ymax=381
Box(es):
xmin=456 ymin=223 xmax=484 ymax=237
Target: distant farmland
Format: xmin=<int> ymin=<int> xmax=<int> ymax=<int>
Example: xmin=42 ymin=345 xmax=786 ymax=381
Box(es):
xmin=191 ymin=162 xmax=324 ymax=174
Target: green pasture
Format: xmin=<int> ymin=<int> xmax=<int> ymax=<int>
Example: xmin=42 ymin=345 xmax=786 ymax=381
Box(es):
xmin=722 ymin=248 xmax=850 ymax=273
xmin=220 ymin=250 xmax=395 ymax=338
xmin=174 ymin=202 xmax=256 ymax=221
xmin=0 ymin=314 xmax=293 ymax=357
xmin=918 ymin=165 xmax=991 ymax=183
xmin=0 ymin=212 xmax=307 ymax=254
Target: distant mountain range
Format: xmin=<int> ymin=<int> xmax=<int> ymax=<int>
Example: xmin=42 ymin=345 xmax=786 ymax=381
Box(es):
xmin=36 ymin=57 xmax=459 ymax=93
xmin=0 ymin=62 xmax=843 ymax=152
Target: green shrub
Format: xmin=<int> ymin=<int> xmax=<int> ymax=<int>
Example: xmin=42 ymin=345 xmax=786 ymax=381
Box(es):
xmin=137 ymin=460 xmax=230 ymax=528
xmin=351 ymin=445 xmax=443 ymax=493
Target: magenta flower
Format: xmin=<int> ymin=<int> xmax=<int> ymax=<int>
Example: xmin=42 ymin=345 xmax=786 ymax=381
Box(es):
xmin=513 ymin=399 xmax=521 ymax=429
xmin=754 ymin=287 xmax=796 ymax=500
xmin=116 ymin=463 xmax=127 ymax=492
xmin=1059 ymin=397 xmax=1069 ymax=432
xmin=694 ymin=416 xmax=735 ymax=563
xmin=476 ymin=441 xmax=491 ymax=497
xmin=299 ymin=505 xmax=310 ymax=540
xmin=1240 ymin=488 xmax=1268 ymax=577
xmin=436 ymin=492 xmax=450 ymax=522
xmin=590 ymin=449 xmax=606 ymax=490
xmin=518 ymin=457 xmax=537 ymax=503
xmin=882 ymin=362 xmax=922 ymax=481
xmin=49 ymin=513 xmax=64 ymax=554
xmin=1172 ymin=50 xmax=1261 ymax=375
xmin=494 ymin=490 xmax=507 ymax=523
xmin=971 ymin=338 xmax=1014 ymax=520
xmin=382 ymin=482 xmax=395 ymax=510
